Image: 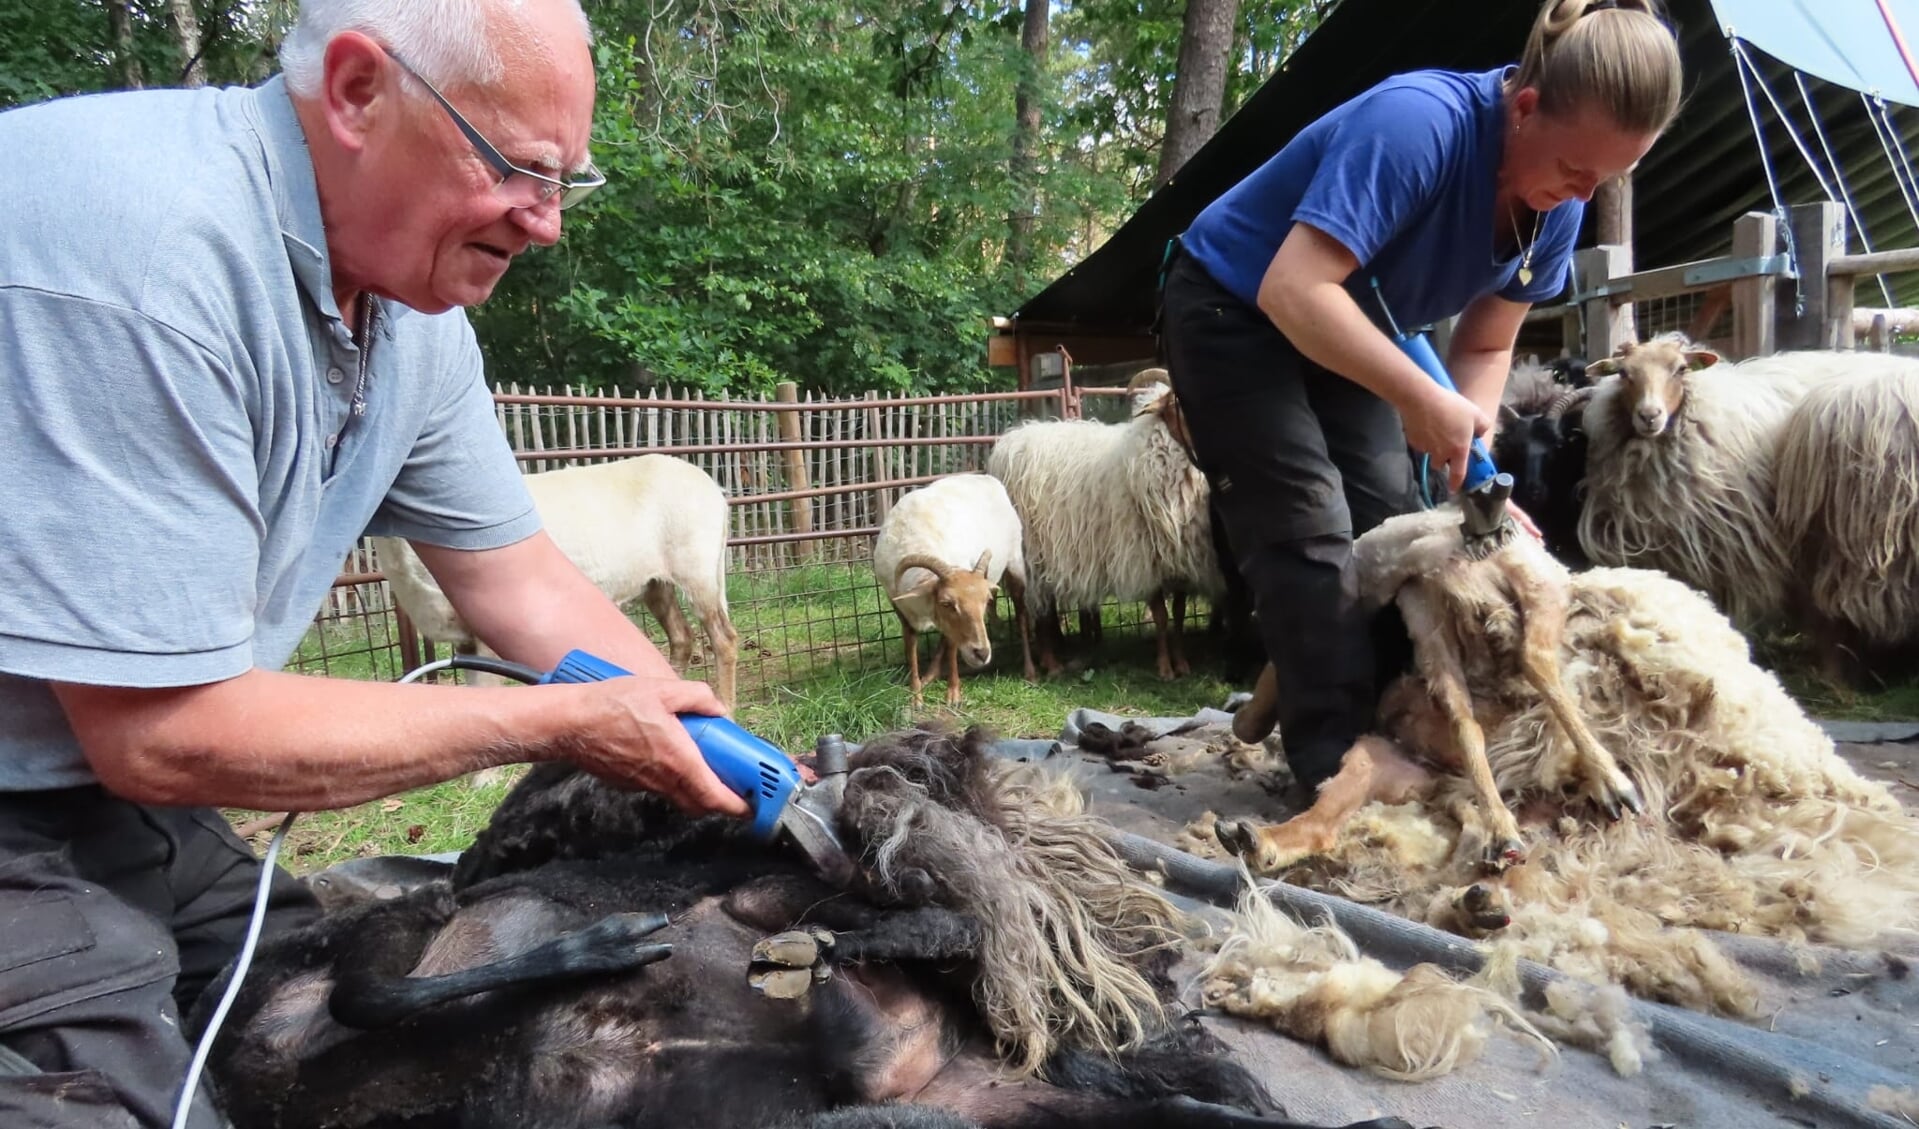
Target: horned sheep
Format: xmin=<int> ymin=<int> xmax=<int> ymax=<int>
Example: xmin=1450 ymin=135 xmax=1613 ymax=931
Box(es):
xmin=871 ymin=473 xmax=1036 ymax=706
xmin=375 ymin=453 xmax=739 ymax=708
xmin=1573 ymin=333 xmax=1919 ymax=627
xmin=987 ymin=369 xmax=1223 ymax=680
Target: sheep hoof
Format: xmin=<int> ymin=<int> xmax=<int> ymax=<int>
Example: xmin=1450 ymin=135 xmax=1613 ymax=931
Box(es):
xmin=1482 ymin=838 xmax=1526 ymax=872
xmin=749 ymin=967 xmax=815 ymax=999
xmin=1456 ymin=884 xmax=1511 ymax=932
xmin=1213 ymin=819 xmax=1259 ymax=861
xmin=751 ymin=927 xmax=835 ymax=969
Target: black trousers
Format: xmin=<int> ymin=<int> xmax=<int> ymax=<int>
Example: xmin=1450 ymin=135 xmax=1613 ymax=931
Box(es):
xmin=0 ymin=787 xmax=320 ymax=1128
xmin=1159 ymin=244 xmax=1417 ymax=791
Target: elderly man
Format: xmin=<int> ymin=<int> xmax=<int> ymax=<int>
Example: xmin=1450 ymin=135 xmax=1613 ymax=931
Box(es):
xmin=0 ymin=2 xmax=747 ymax=1125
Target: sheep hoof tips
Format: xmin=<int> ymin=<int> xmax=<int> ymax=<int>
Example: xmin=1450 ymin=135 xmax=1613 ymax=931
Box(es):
xmin=750 ymin=927 xmax=837 ymax=998
xmin=1455 ymin=884 xmax=1511 ymax=933
xmin=1482 ymin=838 xmax=1527 ymax=872
xmin=1213 ymin=818 xmax=1259 ymax=862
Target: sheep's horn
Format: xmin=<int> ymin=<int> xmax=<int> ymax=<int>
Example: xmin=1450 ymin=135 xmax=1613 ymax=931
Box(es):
xmin=972 ymin=549 xmax=992 ymax=576
xmin=895 ymin=554 xmax=953 ymax=585
xmin=1545 ymin=386 xmax=1594 ymax=421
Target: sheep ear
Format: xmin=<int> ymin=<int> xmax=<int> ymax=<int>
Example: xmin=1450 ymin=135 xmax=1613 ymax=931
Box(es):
xmin=1585 ymin=358 xmax=1621 ymax=376
xmin=891 ymin=578 xmax=940 ymax=630
xmin=1683 ymin=349 xmax=1720 ymax=371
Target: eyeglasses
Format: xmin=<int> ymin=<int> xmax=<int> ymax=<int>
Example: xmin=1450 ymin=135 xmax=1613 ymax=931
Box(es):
xmin=386 ymin=50 xmax=606 ymax=211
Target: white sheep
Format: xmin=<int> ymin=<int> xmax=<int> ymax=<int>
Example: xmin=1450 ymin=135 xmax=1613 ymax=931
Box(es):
xmin=871 ymin=473 xmax=1035 ymax=706
xmin=1774 ymin=360 xmax=1919 ymax=684
xmin=986 ymin=370 xmax=1222 ymax=680
xmin=1575 ymin=333 xmax=1855 ymax=626
xmin=376 ymin=454 xmax=739 ymax=709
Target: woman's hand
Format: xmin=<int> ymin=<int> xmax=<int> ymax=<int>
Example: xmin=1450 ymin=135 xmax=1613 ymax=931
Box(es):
xmin=1401 ymin=383 xmax=1493 ymax=491
xmin=1505 ymin=500 xmax=1543 ymax=543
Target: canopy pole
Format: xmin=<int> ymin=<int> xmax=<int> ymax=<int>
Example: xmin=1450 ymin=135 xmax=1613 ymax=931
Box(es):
xmin=1876 ymin=0 xmax=1919 ymax=98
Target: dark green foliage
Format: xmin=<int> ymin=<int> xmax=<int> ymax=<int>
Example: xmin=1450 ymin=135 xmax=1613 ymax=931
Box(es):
xmin=0 ymin=0 xmax=1324 ymax=396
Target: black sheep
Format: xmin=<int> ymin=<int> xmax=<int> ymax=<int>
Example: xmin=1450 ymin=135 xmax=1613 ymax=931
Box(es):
xmin=195 ymin=727 xmax=1432 ymax=1129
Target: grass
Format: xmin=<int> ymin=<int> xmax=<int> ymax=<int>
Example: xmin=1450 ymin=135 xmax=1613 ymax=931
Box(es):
xmin=1756 ymin=630 xmax=1919 ymax=722
xmin=258 ymin=565 xmax=1919 ymax=876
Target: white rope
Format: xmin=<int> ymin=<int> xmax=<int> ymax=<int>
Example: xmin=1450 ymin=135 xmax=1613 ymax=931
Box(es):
xmin=1729 ymin=37 xmax=1802 ymax=315
xmin=1878 ymin=93 xmax=1919 ymax=226
xmin=1737 ymin=42 xmax=1839 ymax=202
xmin=1863 ymin=92 xmax=1919 ymax=244
xmin=1797 ymin=73 xmax=1896 ymax=307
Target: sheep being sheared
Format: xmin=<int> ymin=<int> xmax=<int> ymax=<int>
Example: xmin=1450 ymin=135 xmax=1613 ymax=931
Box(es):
xmin=200 ymin=727 xmax=1426 ymax=1129
xmin=1774 ymin=362 xmax=1919 ymax=686
xmin=1213 ymin=504 xmax=1919 ymax=1016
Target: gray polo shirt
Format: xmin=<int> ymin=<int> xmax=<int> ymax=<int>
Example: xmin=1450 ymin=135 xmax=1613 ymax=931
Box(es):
xmin=0 ymin=76 xmax=542 ymax=790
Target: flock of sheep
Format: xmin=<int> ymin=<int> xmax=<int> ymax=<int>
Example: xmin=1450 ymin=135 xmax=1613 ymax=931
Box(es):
xmin=376 ymin=337 xmax=1919 ymax=713
xmin=336 ymin=338 xmax=1919 ymax=1102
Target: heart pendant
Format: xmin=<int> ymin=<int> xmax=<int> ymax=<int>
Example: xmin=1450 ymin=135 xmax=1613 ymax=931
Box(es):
xmin=1517 ymin=266 xmax=1533 ymax=286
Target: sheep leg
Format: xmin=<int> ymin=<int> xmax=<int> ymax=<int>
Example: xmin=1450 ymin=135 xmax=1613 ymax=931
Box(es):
xmin=1214 ymin=734 xmax=1429 ymax=873
xmin=1170 ymin=590 xmax=1192 ymax=676
xmin=903 ymin=623 xmax=925 ymax=706
xmin=642 ymin=579 xmax=696 ymax=669
xmin=1397 ymin=586 xmax=1525 ymax=870
xmin=1148 ymin=592 xmax=1176 ymax=681
xmin=752 ymin=905 xmax=983 ymax=999
xmin=1504 ymin=560 xmax=1643 ymax=821
xmin=702 ymin=607 xmax=741 ymax=714
xmin=1003 ymin=573 xmax=1039 ymax=682
xmin=945 ymin=636 xmax=963 ymax=707
xmin=1036 ymin=603 xmax=1065 ymax=677
xmin=327 ymin=912 xmax=673 ymax=1029
xmin=1078 ymin=607 xmax=1103 ymax=646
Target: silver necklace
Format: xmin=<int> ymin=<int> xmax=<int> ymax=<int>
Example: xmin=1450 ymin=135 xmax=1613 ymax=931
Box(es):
xmin=1510 ymin=205 xmax=1544 ymax=286
xmin=350 ymin=296 xmax=372 ymax=417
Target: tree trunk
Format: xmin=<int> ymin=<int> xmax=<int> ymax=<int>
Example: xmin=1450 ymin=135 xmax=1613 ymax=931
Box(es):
xmin=1156 ymin=0 xmax=1241 ymax=192
xmin=1006 ymin=0 xmax=1049 ymax=289
xmin=107 ymin=0 xmax=144 ymax=89
xmin=170 ymin=0 xmax=208 ymax=87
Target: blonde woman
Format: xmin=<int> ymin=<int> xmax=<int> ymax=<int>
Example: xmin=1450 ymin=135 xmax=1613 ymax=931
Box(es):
xmin=1160 ymin=0 xmax=1683 ymax=811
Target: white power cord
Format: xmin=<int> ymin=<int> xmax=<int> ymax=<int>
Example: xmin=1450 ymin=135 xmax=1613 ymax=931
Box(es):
xmin=171 ymin=812 xmax=295 ymax=1129
xmin=170 ymin=658 xmax=466 ymax=1127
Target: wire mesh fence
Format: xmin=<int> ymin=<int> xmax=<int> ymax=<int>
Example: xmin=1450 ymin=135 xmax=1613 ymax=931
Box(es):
xmin=294 ymin=380 xmax=1172 ymax=700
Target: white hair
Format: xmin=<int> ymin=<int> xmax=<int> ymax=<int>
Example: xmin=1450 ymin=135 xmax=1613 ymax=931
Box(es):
xmin=279 ymin=0 xmax=590 ymax=97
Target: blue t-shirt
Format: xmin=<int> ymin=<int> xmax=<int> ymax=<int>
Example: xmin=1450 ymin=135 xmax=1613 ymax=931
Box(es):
xmin=0 ymin=77 xmax=542 ymax=789
xmin=1180 ymin=67 xmax=1582 ymax=331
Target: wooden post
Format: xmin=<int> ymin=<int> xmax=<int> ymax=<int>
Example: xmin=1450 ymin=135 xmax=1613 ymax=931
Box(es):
xmin=1870 ymin=312 xmax=1891 ymax=353
xmin=776 ymin=381 xmax=815 ymax=561
xmin=1779 ymin=201 xmax=1845 ymax=350
xmin=1575 ymin=244 xmax=1632 ymax=360
xmin=1829 ymin=270 xmax=1858 ymax=350
xmin=1730 ymin=211 xmax=1778 ymax=360
xmin=1594 ymin=175 xmax=1635 ymax=343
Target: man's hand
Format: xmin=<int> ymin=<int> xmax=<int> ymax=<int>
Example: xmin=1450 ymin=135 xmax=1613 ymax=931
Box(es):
xmin=572 ymin=677 xmax=751 ymax=817
xmin=1401 ymin=384 xmax=1493 ymax=492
